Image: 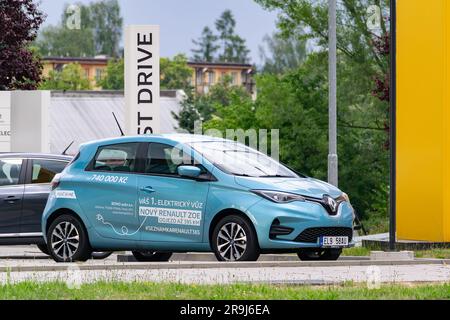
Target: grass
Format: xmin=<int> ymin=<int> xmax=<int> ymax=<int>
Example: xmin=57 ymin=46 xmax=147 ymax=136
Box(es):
xmin=343 ymin=247 xmax=450 ymax=259
xmin=342 ymin=247 xmax=371 ymax=256
xmin=0 ymin=282 xmax=449 ymax=300
xmin=415 ymin=249 xmax=450 ymax=259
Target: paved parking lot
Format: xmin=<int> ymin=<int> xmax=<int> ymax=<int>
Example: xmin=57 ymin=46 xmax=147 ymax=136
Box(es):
xmin=0 ymin=245 xmax=449 ymax=285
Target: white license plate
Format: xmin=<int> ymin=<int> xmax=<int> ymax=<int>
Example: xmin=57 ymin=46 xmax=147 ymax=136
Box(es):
xmin=320 ymin=236 xmax=349 ymax=247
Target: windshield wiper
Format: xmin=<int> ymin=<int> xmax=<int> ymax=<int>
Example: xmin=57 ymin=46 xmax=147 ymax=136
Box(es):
xmin=260 ymin=175 xmax=295 ymax=178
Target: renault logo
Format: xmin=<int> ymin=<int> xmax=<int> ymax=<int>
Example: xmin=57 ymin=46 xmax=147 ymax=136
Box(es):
xmin=323 ymin=195 xmax=338 ymax=213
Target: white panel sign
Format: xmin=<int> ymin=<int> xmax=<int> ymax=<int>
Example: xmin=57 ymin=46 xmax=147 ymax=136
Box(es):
xmin=125 ymin=25 xmax=160 ymax=135
xmin=10 ymin=91 xmax=50 ymax=153
xmin=0 ymin=91 xmax=11 ymax=152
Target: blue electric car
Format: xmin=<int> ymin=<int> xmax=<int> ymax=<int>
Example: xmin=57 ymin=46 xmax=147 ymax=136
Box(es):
xmin=42 ymin=134 xmax=354 ymax=263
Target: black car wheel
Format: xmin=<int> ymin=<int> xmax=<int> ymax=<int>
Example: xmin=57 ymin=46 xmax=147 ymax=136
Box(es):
xmin=91 ymin=252 xmax=113 ymax=260
xmin=132 ymin=251 xmax=173 ymax=262
xmin=47 ymin=214 xmax=92 ymax=262
xmin=212 ymin=215 xmax=260 ymax=262
xmin=36 ymin=243 xmax=49 ymax=255
xmin=297 ymin=248 xmax=342 ymax=261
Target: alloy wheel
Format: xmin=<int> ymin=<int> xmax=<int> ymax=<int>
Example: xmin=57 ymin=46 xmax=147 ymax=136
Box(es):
xmin=51 ymin=221 xmax=80 ymax=260
xmin=216 ymin=222 xmax=247 ymax=261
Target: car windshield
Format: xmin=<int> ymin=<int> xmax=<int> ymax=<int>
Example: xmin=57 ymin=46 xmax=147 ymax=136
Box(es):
xmin=190 ymin=141 xmax=299 ymax=178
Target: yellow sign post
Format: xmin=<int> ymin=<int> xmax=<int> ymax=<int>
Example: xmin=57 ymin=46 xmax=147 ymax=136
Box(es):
xmin=396 ymin=0 xmax=450 ymax=241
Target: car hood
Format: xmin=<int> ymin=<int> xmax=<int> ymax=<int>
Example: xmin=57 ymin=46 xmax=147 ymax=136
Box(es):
xmin=235 ymin=176 xmax=342 ymax=199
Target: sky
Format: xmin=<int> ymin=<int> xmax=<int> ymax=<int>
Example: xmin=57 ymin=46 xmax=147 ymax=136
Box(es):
xmin=38 ymin=0 xmax=279 ymax=65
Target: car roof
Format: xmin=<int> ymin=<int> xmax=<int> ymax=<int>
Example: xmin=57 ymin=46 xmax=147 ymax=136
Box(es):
xmin=80 ymin=134 xmax=229 ymax=148
xmin=0 ymin=153 xmax=73 ymax=161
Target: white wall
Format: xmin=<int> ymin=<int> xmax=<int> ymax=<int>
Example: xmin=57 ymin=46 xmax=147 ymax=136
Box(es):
xmin=10 ymin=91 xmax=50 ymax=153
xmin=0 ymin=91 xmax=11 ymax=152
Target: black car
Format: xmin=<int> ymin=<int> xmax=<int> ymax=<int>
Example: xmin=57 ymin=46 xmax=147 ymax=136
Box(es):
xmin=0 ymin=153 xmax=111 ymax=259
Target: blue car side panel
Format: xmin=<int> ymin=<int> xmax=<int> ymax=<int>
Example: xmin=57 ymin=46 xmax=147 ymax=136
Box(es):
xmin=42 ymin=134 xmax=355 ymax=253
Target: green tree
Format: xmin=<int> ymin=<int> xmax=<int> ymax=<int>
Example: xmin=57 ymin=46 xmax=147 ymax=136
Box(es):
xmin=176 ymin=75 xmax=251 ymax=132
xmin=36 ymin=25 xmax=95 ymax=57
xmin=99 ymin=58 xmax=124 ymax=90
xmin=39 ymin=63 xmax=91 ymax=90
xmin=191 ymin=27 xmax=220 ymax=62
xmin=83 ymin=0 xmax=123 ymax=57
xmin=215 ymin=10 xmax=250 ymax=63
xmin=99 ymin=54 xmax=192 ymax=91
xmin=160 ymin=54 xmax=193 ymax=92
xmin=259 ymin=32 xmax=308 ymax=74
xmin=36 ymin=0 xmax=123 ymax=57
xmin=201 ymin=52 xmax=389 ymax=222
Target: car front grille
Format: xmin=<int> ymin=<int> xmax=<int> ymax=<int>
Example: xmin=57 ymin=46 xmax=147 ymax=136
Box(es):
xmin=294 ymin=227 xmax=353 ymax=243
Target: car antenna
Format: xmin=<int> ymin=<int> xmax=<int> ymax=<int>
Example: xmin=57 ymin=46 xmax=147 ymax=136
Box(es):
xmin=112 ymin=112 xmax=125 ymax=137
xmin=62 ymin=141 xmax=74 ymax=155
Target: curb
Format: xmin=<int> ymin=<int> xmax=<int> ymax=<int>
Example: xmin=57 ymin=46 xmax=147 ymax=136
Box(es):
xmin=0 ymin=258 xmax=447 ymax=273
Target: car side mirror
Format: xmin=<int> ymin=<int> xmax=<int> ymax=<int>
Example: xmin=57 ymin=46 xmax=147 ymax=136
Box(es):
xmin=177 ymin=165 xmax=202 ymax=179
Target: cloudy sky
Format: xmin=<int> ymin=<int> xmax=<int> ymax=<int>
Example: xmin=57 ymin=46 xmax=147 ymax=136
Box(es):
xmin=39 ymin=0 xmax=279 ymax=65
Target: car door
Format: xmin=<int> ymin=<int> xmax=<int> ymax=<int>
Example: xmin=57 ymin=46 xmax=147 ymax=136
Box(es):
xmin=0 ymin=158 xmax=25 ymax=235
xmin=137 ymin=142 xmax=210 ymax=243
xmin=21 ymin=158 xmax=69 ymax=234
xmin=77 ymin=142 xmax=141 ymax=241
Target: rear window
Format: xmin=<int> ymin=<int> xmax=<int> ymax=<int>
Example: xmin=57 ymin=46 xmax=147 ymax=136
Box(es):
xmin=91 ymin=143 xmax=140 ymax=173
xmin=31 ymin=159 xmax=68 ymax=184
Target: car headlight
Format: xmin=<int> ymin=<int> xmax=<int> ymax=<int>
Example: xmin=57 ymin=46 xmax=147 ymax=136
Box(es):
xmin=252 ymin=190 xmax=306 ymax=203
xmin=340 ymin=192 xmax=350 ymax=203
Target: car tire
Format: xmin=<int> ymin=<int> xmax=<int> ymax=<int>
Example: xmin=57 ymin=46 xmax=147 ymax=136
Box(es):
xmin=91 ymin=252 xmax=113 ymax=260
xmin=212 ymin=215 xmax=260 ymax=262
xmin=297 ymin=248 xmax=342 ymax=261
xmin=36 ymin=243 xmax=49 ymax=255
xmin=132 ymin=251 xmax=173 ymax=262
xmin=47 ymin=214 xmax=92 ymax=263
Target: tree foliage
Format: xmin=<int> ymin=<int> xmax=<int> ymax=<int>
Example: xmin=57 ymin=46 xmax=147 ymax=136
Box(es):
xmin=175 ymin=75 xmax=251 ymax=132
xmin=39 ymin=63 xmax=91 ymax=90
xmin=99 ymin=58 xmax=124 ymax=90
xmin=160 ymin=54 xmax=193 ymax=93
xmin=35 ymin=0 xmax=123 ymax=57
xmin=259 ymin=32 xmax=308 ymax=74
xmin=191 ymin=10 xmax=250 ymax=63
xmin=191 ymin=27 xmax=220 ymax=62
xmin=99 ymin=54 xmax=192 ymax=92
xmin=0 ymin=0 xmax=45 ymax=90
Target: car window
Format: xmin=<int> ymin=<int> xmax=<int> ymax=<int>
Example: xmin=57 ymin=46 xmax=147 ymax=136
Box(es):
xmin=0 ymin=159 xmax=22 ymax=187
xmin=93 ymin=143 xmax=139 ymax=173
xmin=145 ymin=143 xmax=195 ymax=175
xmin=31 ymin=159 xmax=68 ymax=184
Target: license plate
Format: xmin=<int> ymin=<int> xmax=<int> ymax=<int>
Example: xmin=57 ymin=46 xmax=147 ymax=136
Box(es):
xmin=319 ymin=236 xmax=349 ymax=247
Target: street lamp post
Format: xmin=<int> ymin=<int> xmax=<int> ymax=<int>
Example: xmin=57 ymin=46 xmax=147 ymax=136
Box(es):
xmin=389 ymin=0 xmax=397 ymax=251
xmin=328 ymin=0 xmax=338 ymax=187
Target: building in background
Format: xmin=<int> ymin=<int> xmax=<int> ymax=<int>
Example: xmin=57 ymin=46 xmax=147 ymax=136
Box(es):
xmin=42 ymin=56 xmax=110 ymax=90
xmin=49 ymin=90 xmax=184 ymax=155
xmin=187 ymin=61 xmax=256 ymax=98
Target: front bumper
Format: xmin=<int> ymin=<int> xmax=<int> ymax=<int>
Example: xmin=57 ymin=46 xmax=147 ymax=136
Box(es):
xmin=247 ymin=198 xmax=355 ymax=250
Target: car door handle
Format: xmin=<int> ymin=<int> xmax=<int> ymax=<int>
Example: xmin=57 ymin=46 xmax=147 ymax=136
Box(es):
xmin=140 ymin=186 xmax=156 ymax=194
xmin=3 ymin=196 xmax=20 ymax=203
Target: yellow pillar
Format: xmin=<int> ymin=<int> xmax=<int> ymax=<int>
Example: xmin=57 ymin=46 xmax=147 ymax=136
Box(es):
xmin=397 ymin=0 xmax=449 ymax=241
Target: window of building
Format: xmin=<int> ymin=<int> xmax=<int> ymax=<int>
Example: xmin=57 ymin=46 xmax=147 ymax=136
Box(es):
xmin=84 ymin=68 xmax=90 ymax=79
xmin=31 ymin=160 xmax=68 ymax=184
xmin=208 ymin=71 xmax=215 ymax=85
xmin=196 ymin=69 xmax=203 ymax=86
xmin=92 ymin=143 xmax=140 ymax=173
xmin=231 ymin=72 xmax=238 ymax=85
xmin=0 ymin=159 xmax=22 ymax=187
xmin=95 ymin=68 xmax=104 ymax=82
